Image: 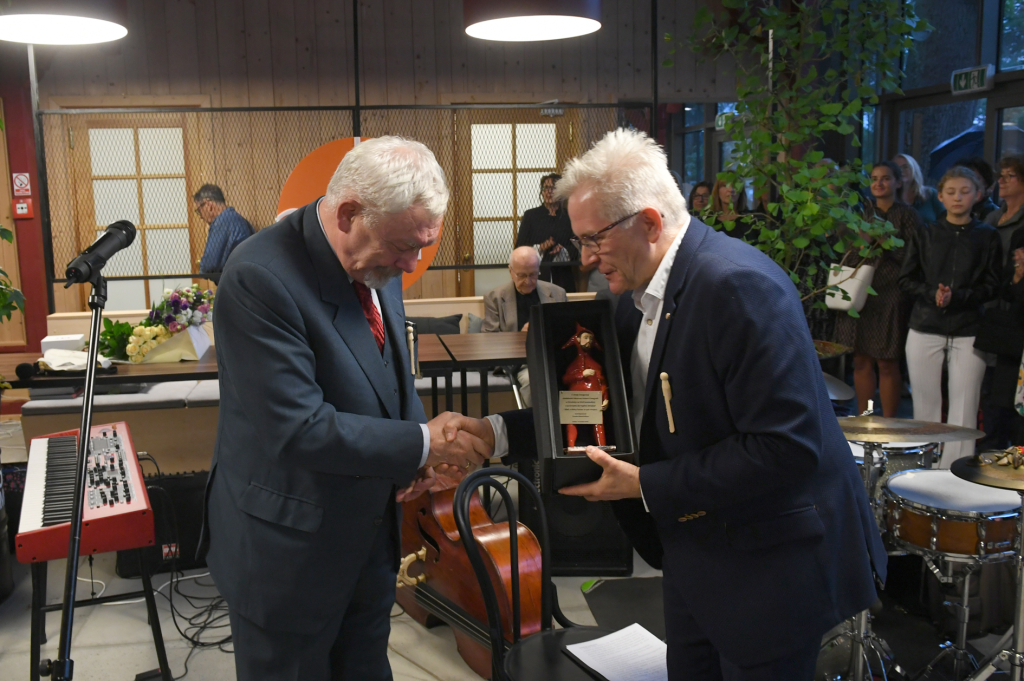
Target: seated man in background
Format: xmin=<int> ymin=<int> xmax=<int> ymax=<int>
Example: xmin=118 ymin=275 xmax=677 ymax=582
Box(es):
xmin=194 ymin=183 xmax=255 ymax=284
xmin=483 ymin=246 xmax=567 ymax=405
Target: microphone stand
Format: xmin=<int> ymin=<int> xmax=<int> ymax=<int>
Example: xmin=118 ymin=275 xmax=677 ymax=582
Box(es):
xmin=40 ymin=274 xmax=106 ymax=681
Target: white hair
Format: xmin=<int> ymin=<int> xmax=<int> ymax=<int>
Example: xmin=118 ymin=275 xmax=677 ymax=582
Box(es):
xmin=555 ymin=128 xmax=687 ymax=229
xmin=324 ymin=136 xmax=450 ymax=226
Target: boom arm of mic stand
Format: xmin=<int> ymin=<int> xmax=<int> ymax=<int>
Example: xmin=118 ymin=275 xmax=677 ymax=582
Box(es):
xmin=45 ymin=275 xmax=107 ymax=681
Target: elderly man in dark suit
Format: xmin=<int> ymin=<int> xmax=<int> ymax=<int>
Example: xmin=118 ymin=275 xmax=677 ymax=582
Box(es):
xmin=445 ymin=129 xmax=886 ymax=680
xmin=203 ymin=137 xmax=491 ymax=681
xmin=483 ymin=246 xmax=567 ymax=406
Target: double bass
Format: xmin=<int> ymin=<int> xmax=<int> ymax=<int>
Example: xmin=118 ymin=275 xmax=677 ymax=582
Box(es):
xmin=395 ymin=478 xmax=543 ymax=678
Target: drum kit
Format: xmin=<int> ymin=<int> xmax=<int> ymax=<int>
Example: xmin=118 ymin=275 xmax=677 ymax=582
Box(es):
xmin=835 ymin=413 xmax=1024 ymax=681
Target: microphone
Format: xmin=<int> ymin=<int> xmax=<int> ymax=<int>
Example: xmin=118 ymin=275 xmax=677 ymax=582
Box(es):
xmin=15 ymin=362 xmax=40 ymax=381
xmin=64 ymin=220 xmax=137 ymax=286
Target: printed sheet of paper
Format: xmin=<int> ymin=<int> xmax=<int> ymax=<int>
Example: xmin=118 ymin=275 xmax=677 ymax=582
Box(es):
xmin=563 ymin=623 xmax=667 ymax=681
xmin=559 ymin=390 xmax=604 ymax=424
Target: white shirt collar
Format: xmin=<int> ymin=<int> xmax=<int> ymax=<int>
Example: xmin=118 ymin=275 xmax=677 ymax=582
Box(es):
xmin=632 ymin=217 xmax=689 ymax=313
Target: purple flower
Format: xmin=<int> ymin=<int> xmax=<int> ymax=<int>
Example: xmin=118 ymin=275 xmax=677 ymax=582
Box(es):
xmin=198 ymin=303 xmax=210 ymax=313
xmin=170 ymin=292 xmax=180 ymax=302
xmin=180 ymin=300 xmax=189 ymax=310
xmin=149 ymin=310 xmax=157 ymax=321
xmin=164 ymin=314 xmax=175 ymax=325
xmin=171 ymin=300 xmax=181 ymax=313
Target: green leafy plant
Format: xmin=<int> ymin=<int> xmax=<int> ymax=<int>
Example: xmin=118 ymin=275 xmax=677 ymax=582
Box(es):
xmin=666 ymin=0 xmax=927 ymax=314
xmin=97 ymin=319 xmax=135 ymax=361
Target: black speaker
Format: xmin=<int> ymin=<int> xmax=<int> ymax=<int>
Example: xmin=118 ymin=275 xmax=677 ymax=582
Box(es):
xmin=516 ymin=459 xmax=633 ymax=577
xmin=116 ymin=470 xmax=208 ymax=578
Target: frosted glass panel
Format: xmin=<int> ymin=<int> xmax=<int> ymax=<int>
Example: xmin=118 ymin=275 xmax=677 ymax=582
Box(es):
xmin=142 ymin=178 xmax=188 ymax=225
xmin=516 ymin=124 xmax=557 ymax=168
xmin=472 ymin=173 xmax=513 ymax=218
xmin=139 ymin=128 xmax=185 ymax=175
xmin=471 ymin=124 xmax=512 ymax=169
xmin=473 ymin=220 xmax=514 ymax=266
xmin=92 ymin=179 xmax=139 ymax=226
xmin=89 ymin=129 xmax=136 ymax=176
xmin=97 ymin=228 xmax=144 ymax=276
xmin=516 ymin=172 xmax=548 ymax=215
xmin=146 ymin=228 xmax=192 ymax=275
xmin=148 ymin=277 xmax=194 ymax=303
xmin=104 ymin=280 xmax=147 ymax=311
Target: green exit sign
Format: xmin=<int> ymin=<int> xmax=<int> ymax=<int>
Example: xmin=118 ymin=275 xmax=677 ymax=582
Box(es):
xmin=951 ymin=65 xmax=994 ymax=95
xmin=715 ymin=113 xmax=732 ymax=130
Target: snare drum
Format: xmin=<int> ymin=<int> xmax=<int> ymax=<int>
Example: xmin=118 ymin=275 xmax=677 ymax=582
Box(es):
xmin=849 ymin=441 xmax=940 ymax=475
xmin=882 ymin=469 xmax=1020 ymax=560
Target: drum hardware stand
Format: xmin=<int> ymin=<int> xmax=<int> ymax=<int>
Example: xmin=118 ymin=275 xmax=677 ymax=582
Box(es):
xmin=913 ymin=560 xmax=980 ymax=681
xmin=964 ymin=490 xmax=1024 ymax=681
xmin=848 ymin=609 xmax=904 ymax=681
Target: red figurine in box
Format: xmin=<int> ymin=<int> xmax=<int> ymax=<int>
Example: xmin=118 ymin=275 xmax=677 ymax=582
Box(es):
xmin=561 ymin=323 xmax=609 ymax=448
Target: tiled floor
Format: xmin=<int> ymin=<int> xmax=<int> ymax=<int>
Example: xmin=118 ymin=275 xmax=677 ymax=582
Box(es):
xmin=0 ymin=549 xmax=658 ymax=680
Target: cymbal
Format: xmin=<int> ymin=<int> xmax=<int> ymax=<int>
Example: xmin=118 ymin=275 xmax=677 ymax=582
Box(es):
xmin=951 ymin=453 xmax=1024 ymax=492
xmin=839 ymin=415 xmax=985 ymax=443
xmin=822 ymin=372 xmax=854 ymax=401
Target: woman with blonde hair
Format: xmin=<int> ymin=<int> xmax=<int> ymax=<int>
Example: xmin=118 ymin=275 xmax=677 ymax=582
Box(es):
xmin=894 ymin=153 xmax=945 ymax=223
xmin=899 ymin=165 xmax=1002 ymax=465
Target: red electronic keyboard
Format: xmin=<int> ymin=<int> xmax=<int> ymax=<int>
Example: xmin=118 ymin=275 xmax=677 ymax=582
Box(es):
xmin=16 ymin=421 xmax=155 ymax=563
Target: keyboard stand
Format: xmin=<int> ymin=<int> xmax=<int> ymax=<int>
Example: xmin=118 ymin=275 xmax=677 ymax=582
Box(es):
xmin=29 ymin=550 xmax=172 ymax=681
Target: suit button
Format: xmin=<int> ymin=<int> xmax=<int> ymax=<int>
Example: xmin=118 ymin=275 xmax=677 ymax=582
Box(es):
xmin=678 ymin=517 xmax=688 ymax=523
xmin=384 ymin=360 xmax=389 ymax=367
xmin=393 ymin=388 xmax=398 ymax=395
xmin=373 ymin=517 xmax=383 ymax=526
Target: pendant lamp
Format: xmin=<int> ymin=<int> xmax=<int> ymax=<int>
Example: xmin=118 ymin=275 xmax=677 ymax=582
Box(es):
xmin=464 ymin=0 xmax=601 ymax=42
xmin=0 ymin=0 xmax=128 ymax=45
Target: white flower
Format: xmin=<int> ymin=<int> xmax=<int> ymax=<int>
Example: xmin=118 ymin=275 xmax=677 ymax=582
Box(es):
xmin=125 ymin=343 xmax=139 ymax=356
xmin=164 ymin=289 xmax=172 ymax=296
xmin=128 ymin=335 xmax=140 ymax=346
xmin=132 ymin=325 xmax=145 ymax=336
xmin=175 ymin=314 xmax=186 ymax=324
xmin=130 ymin=354 xmax=144 ymax=363
xmin=143 ymin=340 xmax=157 ymax=351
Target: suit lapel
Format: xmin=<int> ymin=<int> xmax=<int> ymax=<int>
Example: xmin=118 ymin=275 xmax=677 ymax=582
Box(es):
xmin=378 ymin=280 xmax=410 ymax=416
xmin=302 ymin=204 xmax=400 ymax=419
xmin=640 ymin=219 xmax=712 ymax=431
xmin=503 ymin=284 xmax=517 ymax=331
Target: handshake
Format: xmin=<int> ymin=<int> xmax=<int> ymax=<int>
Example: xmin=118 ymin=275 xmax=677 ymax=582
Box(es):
xmin=396 ymin=412 xmax=496 ymax=503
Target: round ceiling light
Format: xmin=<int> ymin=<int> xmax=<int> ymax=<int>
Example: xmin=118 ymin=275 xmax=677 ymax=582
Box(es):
xmin=464 ymin=0 xmax=601 ymax=42
xmin=0 ymin=0 xmax=127 ymax=45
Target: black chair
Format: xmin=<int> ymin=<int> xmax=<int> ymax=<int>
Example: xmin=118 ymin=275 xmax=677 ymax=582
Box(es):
xmin=453 ymin=468 xmax=613 ymax=681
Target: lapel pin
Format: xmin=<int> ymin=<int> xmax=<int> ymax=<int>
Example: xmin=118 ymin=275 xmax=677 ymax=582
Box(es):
xmin=660 ymin=372 xmax=676 ymax=433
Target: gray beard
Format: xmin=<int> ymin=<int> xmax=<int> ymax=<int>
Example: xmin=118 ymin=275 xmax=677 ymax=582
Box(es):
xmin=363 ymin=266 xmax=403 ymax=290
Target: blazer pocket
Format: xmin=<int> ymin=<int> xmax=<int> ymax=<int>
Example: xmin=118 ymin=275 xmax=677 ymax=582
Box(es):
xmin=728 ymin=505 xmax=825 ymax=552
xmin=237 ymin=483 xmax=324 ymax=534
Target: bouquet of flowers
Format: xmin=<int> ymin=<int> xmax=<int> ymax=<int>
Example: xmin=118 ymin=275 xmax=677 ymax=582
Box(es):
xmin=98 ymin=285 xmax=214 ymax=363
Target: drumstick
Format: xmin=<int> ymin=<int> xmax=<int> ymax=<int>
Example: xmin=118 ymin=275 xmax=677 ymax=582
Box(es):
xmin=407 ymin=325 xmax=416 ymax=375
xmin=660 ymin=372 xmax=676 ymax=433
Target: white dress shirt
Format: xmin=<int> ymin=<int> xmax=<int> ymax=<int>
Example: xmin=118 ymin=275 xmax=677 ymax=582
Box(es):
xmin=487 ymin=214 xmax=690 ymax=504
xmin=315 ymin=198 xmax=431 ymax=468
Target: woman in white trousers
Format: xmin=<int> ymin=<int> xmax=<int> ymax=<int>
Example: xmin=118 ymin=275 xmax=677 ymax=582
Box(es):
xmin=899 ymin=166 xmax=1002 ymax=467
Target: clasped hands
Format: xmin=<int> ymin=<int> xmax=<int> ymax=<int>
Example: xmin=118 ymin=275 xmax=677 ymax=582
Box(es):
xmin=935 ymin=283 xmax=952 ymax=309
xmin=401 ymin=414 xmax=642 ymax=503
xmin=395 ymin=412 xmax=496 ymax=503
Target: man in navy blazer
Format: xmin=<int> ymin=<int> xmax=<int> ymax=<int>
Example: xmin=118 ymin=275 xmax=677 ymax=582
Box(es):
xmin=446 ymin=129 xmax=886 ymax=680
xmin=203 ymin=137 xmax=491 ymax=681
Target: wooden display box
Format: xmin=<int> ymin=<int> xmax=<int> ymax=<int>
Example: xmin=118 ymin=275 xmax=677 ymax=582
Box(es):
xmin=527 ymin=300 xmax=635 ymax=491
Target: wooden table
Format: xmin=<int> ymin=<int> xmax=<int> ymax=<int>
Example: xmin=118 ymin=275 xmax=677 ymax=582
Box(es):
xmin=0 ymin=352 xmax=219 ymax=389
xmin=439 ymin=332 xmax=527 ymax=417
xmin=417 ymin=334 xmax=455 ymax=414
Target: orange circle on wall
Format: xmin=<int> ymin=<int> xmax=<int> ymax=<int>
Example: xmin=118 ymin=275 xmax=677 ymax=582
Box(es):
xmin=277 ymin=137 xmax=440 ymax=290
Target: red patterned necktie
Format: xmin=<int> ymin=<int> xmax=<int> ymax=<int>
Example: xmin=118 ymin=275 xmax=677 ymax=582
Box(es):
xmin=352 ymin=280 xmax=385 ymax=353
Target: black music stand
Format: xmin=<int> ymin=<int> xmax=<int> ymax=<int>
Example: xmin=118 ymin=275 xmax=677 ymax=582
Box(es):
xmin=33 ymin=274 xmax=171 ymax=681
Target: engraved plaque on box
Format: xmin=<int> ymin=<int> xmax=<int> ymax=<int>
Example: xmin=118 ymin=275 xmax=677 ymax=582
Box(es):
xmin=559 ymin=391 xmax=604 ymax=424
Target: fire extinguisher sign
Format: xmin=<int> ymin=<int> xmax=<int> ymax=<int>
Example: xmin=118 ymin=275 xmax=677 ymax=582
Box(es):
xmin=12 ymin=173 xmax=30 ymax=197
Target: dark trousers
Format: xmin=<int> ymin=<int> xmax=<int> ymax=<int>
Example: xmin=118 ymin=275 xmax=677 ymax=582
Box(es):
xmin=663 ymin=574 xmax=820 ymax=681
xmin=228 ymin=510 xmax=397 ymax=681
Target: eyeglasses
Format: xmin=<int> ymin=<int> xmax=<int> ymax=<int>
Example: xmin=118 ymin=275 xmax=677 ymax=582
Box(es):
xmin=193 ymin=200 xmax=207 ymax=216
xmin=541 ymin=185 xmax=556 ymax=192
xmin=570 ymin=210 xmax=642 ymax=255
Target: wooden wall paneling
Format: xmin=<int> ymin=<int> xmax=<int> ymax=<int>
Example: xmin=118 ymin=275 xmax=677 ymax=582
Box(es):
xmin=314 ymin=0 xmax=351 ymax=106
xmin=184 ymin=112 xmax=214 ymax=269
xmin=483 ymin=41 xmax=504 ymax=96
xmin=520 ymin=43 xmax=543 ymax=99
xmin=0 ymin=99 xmax=27 ymax=343
xmin=385 ymin=0 xmax=416 ymax=105
xmin=504 ymin=42 xmax=525 ymax=94
xmin=293 ymin=0 xmax=320 ymax=106
xmin=166 ymin=0 xmax=203 ymax=97
xmin=359 ymin=0 xmax=388 ymax=106
xmin=463 ymin=29 xmax=488 ymax=96
xmin=247 ymin=111 xmax=278 ymax=227
xmin=269 ymin=1 xmax=300 ymax=107
xmin=274 ymin=110 xmax=305 ymax=202
xmin=244 ymin=0 xmax=275 ymax=107
xmin=542 ymin=40 xmax=561 ymax=95
xmin=103 ymin=41 xmax=128 ymax=98
xmin=444 ymin=0 xmax=468 ymax=96
xmin=403 ymin=276 xmax=422 ymax=299
xmin=412 ymin=0 xmax=438 ymax=105
xmin=214 ymin=0 xmax=250 ymax=107
xmin=194 ymin=0 xmax=224 ymax=107
xmin=42 ymin=116 xmax=80 ymax=290
xmin=142 ymin=0 xmax=172 ymax=96
xmin=79 ymin=43 xmax=108 ymax=98
xmin=633 ymin=0 xmax=652 ymax=101
xmin=596 ymin=0 xmax=618 ymax=103
xmin=122 ymin=2 xmax=150 ymax=97
xmin=216 ymin=111 xmax=255 ymax=227
xmin=617 ymin=0 xmax=635 ymax=100
xmin=561 ymin=38 xmax=582 ymax=95
xmin=432 ymin=0 xmax=454 ymax=98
